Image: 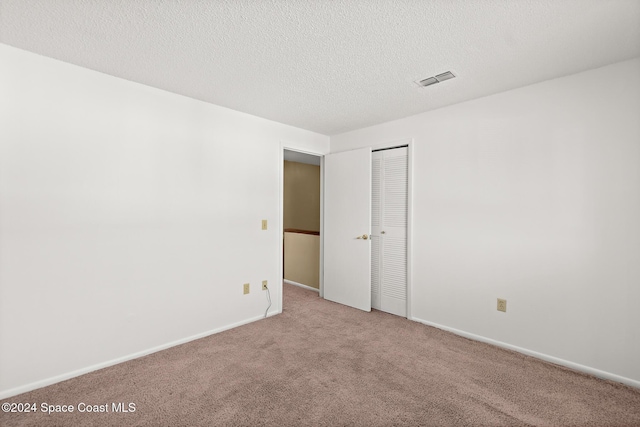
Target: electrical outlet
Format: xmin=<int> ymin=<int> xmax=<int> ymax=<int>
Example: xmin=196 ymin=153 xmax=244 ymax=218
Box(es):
xmin=262 ymin=280 xmax=268 ymax=290
xmin=261 ymin=220 xmax=267 ymax=230
xmin=497 ymin=298 xmax=507 ymax=312
xmin=243 ymin=283 xmax=250 ymax=295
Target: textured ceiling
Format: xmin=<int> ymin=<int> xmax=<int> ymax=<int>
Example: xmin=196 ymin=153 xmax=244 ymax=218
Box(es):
xmin=1 ymin=0 xmax=639 ymax=135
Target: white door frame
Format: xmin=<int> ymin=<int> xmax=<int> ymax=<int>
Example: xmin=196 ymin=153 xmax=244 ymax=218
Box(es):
xmin=370 ymin=138 xmax=414 ymax=320
xmin=278 ymin=143 xmax=325 ymax=314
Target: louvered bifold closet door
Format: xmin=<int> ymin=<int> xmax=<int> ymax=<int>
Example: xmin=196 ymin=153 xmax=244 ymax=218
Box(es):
xmin=371 ymin=157 xmax=382 ymax=310
xmin=371 ymin=147 xmax=408 ymax=317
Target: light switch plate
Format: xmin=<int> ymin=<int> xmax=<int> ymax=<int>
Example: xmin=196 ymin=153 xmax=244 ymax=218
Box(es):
xmin=262 ymin=220 xmax=267 ymax=230
xmin=243 ymin=283 xmax=250 ymax=295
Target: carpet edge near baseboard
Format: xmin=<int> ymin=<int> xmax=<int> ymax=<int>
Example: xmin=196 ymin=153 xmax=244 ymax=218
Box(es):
xmin=411 ymin=316 xmax=640 ymax=389
xmin=0 ymin=311 xmax=279 ymax=400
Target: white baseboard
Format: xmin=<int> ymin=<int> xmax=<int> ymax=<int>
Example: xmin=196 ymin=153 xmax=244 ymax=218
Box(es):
xmin=283 ymin=279 xmax=319 ymax=292
xmin=411 ymin=316 xmax=640 ymax=389
xmin=0 ymin=312 xmax=278 ymax=400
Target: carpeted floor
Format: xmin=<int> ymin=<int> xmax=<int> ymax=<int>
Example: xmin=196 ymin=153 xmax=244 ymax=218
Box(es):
xmin=2 ymin=283 xmax=640 ymax=426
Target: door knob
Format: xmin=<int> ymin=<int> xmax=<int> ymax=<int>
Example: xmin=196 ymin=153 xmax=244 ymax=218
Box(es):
xmin=356 ymin=234 xmax=369 ymax=240
xmin=381 ymin=231 xmax=386 ymax=234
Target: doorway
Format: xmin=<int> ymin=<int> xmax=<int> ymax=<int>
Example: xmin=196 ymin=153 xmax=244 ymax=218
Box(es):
xmin=281 ymin=149 xmax=323 ymax=301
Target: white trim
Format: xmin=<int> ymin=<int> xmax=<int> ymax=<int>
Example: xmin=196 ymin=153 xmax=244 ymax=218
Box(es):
xmin=0 ymin=313 xmax=278 ymax=399
xmin=406 ymin=141 xmax=414 ymax=320
xmin=278 ymin=144 xmax=285 ymax=314
xmin=319 ymin=155 xmax=324 ymax=299
xmin=411 ymin=317 xmax=640 ymax=389
xmin=283 ymin=279 xmax=320 ymax=292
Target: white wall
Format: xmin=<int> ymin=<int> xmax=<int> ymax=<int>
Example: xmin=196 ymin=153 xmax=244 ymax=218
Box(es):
xmin=331 ymin=58 xmax=640 ymax=385
xmin=0 ymin=44 xmax=329 ymax=398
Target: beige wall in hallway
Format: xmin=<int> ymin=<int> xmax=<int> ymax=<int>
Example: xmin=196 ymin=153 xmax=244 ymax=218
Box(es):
xmin=283 ymin=161 xmax=320 ymax=232
xmin=284 ymin=232 xmax=320 ymax=289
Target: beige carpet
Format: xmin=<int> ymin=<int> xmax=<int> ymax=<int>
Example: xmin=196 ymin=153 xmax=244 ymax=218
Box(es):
xmin=2 ymin=283 xmax=639 ymax=426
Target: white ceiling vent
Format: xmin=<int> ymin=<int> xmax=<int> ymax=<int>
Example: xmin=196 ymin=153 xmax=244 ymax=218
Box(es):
xmin=415 ymin=71 xmax=456 ymax=88
xmin=435 ymin=71 xmax=456 ymax=82
xmin=416 ymin=77 xmax=439 ymax=87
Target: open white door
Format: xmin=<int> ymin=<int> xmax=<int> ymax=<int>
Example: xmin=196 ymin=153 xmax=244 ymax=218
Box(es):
xmin=324 ymin=148 xmax=372 ymax=312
